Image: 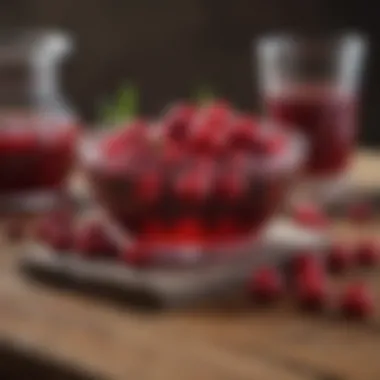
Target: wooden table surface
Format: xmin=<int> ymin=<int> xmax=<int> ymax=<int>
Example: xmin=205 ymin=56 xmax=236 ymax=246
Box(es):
xmin=1 ymin=150 xmax=380 ymax=380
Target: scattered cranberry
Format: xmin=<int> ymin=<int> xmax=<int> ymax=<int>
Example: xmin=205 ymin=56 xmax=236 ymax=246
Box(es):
xmin=74 ymin=222 xmax=117 ymax=258
xmin=293 ymin=203 xmax=329 ymax=229
xmin=340 ymin=282 xmax=374 ymax=319
xmin=249 ymin=267 xmax=284 ymax=304
xmin=327 ymin=243 xmax=353 ymax=274
xmin=291 ymin=251 xmax=321 ymax=276
xmin=292 ymin=255 xmax=328 ymax=311
xmin=294 ymin=272 xmax=328 ymax=312
xmin=355 ymin=240 xmax=380 ymax=267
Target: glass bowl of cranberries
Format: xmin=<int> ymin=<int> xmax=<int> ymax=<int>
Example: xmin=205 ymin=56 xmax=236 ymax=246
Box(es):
xmin=80 ymin=101 xmax=306 ymax=268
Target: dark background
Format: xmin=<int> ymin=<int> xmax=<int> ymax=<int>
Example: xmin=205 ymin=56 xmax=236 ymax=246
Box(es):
xmin=0 ymin=0 xmax=379 ymax=145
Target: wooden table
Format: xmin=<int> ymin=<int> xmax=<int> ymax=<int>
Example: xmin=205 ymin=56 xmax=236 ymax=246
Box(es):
xmin=1 ymin=150 xmax=380 ymax=380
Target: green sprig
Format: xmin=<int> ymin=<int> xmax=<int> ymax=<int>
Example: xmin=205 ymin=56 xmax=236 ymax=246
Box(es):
xmin=193 ymin=85 xmax=216 ymax=105
xmin=99 ymin=82 xmax=140 ymax=125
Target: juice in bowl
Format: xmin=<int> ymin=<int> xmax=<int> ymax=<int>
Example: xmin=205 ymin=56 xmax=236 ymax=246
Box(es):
xmin=256 ymin=33 xmax=368 ymax=204
xmin=80 ymin=101 xmax=307 ymax=268
xmin=0 ymin=30 xmax=79 ymax=213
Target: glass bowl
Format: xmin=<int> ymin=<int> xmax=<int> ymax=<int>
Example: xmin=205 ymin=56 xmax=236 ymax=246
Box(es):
xmin=80 ymin=116 xmax=306 ymax=268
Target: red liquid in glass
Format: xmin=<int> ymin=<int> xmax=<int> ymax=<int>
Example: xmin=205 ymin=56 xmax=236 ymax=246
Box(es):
xmin=266 ymin=89 xmax=357 ymax=176
xmin=0 ymin=114 xmax=77 ymax=195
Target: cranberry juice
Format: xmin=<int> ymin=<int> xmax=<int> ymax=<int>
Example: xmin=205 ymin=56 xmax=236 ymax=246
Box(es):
xmin=266 ymin=89 xmax=357 ymax=176
xmin=0 ymin=114 xmax=77 ymax=195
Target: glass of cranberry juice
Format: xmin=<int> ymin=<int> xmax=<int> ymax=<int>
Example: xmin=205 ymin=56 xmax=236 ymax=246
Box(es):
xmin=255 ymin=33 xmax=368 ymax=202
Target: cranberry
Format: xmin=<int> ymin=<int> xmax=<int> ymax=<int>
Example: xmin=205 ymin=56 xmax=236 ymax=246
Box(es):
xmin=340 ymin=282 xmax=374 ymax=319
xmin=294 ymin=271 xmax=327 ymax=312
xmin=103 ymin=120 xmax=148 ymax=157
xmin=198 ymin=100 xmax=232 ymax=123
xmin=355 ymin=240 xmax=380 ymax=267
xmin=161 ymin=141 xmax=188 ymax=165
xmin=291 ymin=251 xmax=321 ymax=276
xmin=227 ymin=116 xmax=258 ymax=151
xmin=163 ymin=102 xmax=197 ymax=141
xmin=293 ymin=203 xmax=329 ymax=229
xmin=74 ymin=222 xmax=117 ymax=258
xmin=248 ymin=267 xmax=284 ymax=304
xmin=190 ymin=126 xmax=225 ymax=156
xmin=327 ymin=243 xmax=353 ymax=274
xmin=175 ymin=170 xmax=210 ymax=202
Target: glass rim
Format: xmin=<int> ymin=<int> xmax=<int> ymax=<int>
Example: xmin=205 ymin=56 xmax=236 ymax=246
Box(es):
xmin=255 ymin=31 xmax=368 ymax=47
xmin=80 ymin=119 xmax=307 ymax=177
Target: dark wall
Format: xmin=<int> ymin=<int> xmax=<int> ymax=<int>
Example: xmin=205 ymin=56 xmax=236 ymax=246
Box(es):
xmin=0 ymin=0 xmax=379 ymax=145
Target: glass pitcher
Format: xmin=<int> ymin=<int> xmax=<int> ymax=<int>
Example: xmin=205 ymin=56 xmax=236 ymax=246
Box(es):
xmin=0 ymin=30 xmax=79 ymax=214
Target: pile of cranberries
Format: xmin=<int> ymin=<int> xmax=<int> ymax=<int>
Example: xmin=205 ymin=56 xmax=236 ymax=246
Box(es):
xmin=81 ymin=100 xmax=302 ymax=250
xmin=248 ymin=241 xmax=379 ymax=320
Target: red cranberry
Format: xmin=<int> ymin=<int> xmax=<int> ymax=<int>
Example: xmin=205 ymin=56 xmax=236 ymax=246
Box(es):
xmin=293 ymin=203 xmax=329 ymax=229
xmin=175 ymin=170 xmax=210 ymax=202
xmin=189 ymin=114 xmax=230 ymax=156
xmin=190 ymin=126 xmax=220 ymax=155
xmin=227 ymin=115 xmax=258 ymax=151
xmin=291 ymin=251 xmax=321 ymax=276
xmin=295 ymin=272 xmax=327 ymax=312
xmin=327 ymin=243 xmax=353 ymax=274
xmin=249 ymin=267 xmax=284 ymax=304
xmin=163 ymin=102 xmax=197 ymax=141
xmin=74 ymin=222 xmax=117 ymax=258
xmin=198 ymin=100 xmax=232 ymax=123
xmin=355 ymin=240 xmax=380 ymax=267
xmin=161 ymin=141 xmax=188 ymax=165
xmin=340 ymin=282 xmax=374 ymax=319
xmin=103 ymin=120 xmax=148 ymax=157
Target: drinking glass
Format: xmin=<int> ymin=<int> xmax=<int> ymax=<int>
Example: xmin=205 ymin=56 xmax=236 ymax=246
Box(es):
xmin=255 ymin=33 xmax=368 ymax=204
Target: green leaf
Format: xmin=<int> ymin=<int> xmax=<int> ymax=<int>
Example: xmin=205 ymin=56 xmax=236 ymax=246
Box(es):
xmin=98 ymin=82 xmax=140 ymax=126
xmin=193 ymin=85 xmax=216 ymax=105
xmin=116 ymin=83 xmax=139 ymax=122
